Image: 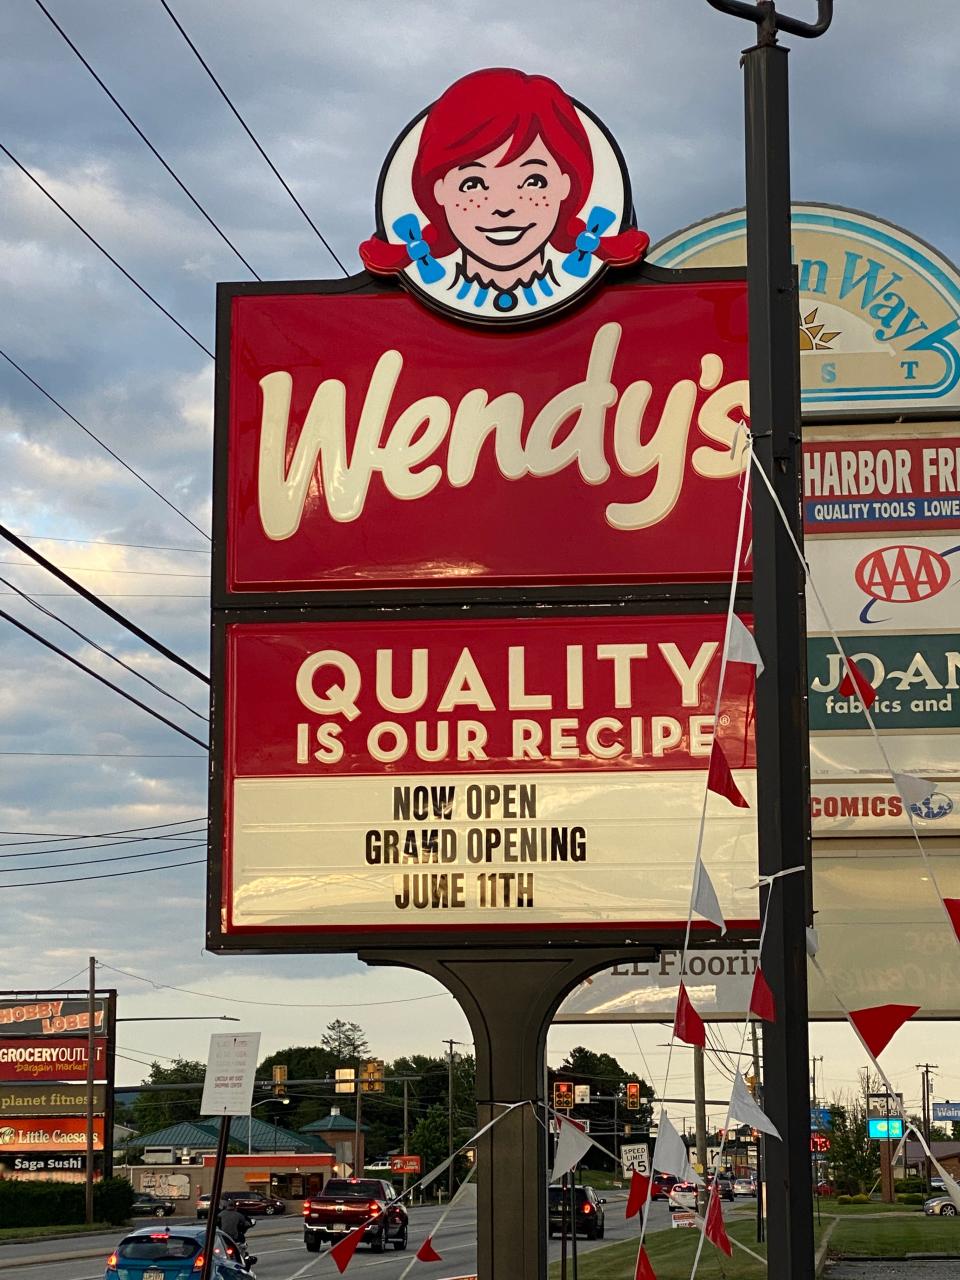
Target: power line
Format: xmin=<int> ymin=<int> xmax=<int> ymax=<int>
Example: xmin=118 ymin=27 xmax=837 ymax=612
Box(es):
xmin=0 ymin=751 xmax=204 ymax=758
xmin=0 ymin=573 xmax=207 ymax=722
xmin=0 ymin=606 xmax=208 ymax=749
xmin=0 ymin=829 xmax=207 ymax=859
xmin=0 ymin=142 xmax=213 ymax=359
xmin=98 ymin=962 xmax=454 ymax=1010
xmin=0 ymin=840 xmax=205 ymax=873
xmin=0 ymin=560 xmax=206 ymax=578
xmin=20 ymin=536 xmax=208 ymax=554
xmin=0 ymin=347 xmax=209 ymax=541
xmin=0 ymin=856 xmax=204 ymax=889
xmin=0 ymin=524 xmax=208 ymax=683
xmin=0 ymin=592 xmax=207 ymax=598
xmin=157 ymin=0 xmax=348 ymax=276
xmin=0 ymin=817 xmax=206 ymax=844
xmin=32 ymin=0 xmax=261 ymax=281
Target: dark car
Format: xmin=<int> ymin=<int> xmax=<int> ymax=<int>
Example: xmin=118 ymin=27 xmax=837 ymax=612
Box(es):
xmin=104 ymin=1224 xmax=255 ymax=1279
xmin=710 ymin=1174 xmax=735 ymax=1202
xmin=651 ymin=1174 xmax=680 ymax=1201
xmin=303 ymin=1178 xmax=408 ymax=1253
xmin=547 ymin=1184 xmax=606 ymax=1240
xmin=198 ymin=1190 xmax=285 ymax=1220
xmin=132 ymin=1192 xmax=176 ymax=1218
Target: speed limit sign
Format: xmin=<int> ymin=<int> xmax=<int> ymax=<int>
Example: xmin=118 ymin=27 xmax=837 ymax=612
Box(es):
xmin=620 ymin=1142 xmax=650 ymax=1174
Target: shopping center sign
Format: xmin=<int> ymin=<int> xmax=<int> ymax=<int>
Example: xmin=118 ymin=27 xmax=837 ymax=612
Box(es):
xmin=209 ymin=67 xmax=755 ymax=953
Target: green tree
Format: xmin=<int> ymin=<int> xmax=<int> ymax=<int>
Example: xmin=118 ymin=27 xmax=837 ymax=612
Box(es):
xmin=409 ymin=1103 xmax=452 ymax=1178
xmin=320 ymin=1020 xmax=370 ymax=1062
xmin=550 ymin=1046 xmax=653 ymax=1168
xmin=129 ymin=1058 xmax=206 ymax=1134
xmin=827 ymin=1098 xmax=879 ymax=1194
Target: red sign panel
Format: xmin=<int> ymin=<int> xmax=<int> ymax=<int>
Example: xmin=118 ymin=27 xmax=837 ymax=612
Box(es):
xmin=223 ymin=281 xmax=749 ymax=593
xmin=217 ymin=613 xmax=757 ymax=943
xmin=803 ymin=436 xmax=960 ymax=533
xmin=0 ymin=1116 xmax=104 ymax=1152
xmin=390 ymin=1155 xmax=422 ymax=1174
xmin=0 ymin=1039 xmax=107 ymax=1083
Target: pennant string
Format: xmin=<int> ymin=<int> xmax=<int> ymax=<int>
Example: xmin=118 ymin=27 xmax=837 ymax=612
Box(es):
xmin=749 ymin=449 xmax=956 ymax=942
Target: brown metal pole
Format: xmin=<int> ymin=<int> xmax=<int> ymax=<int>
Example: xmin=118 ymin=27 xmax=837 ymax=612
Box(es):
xmin=200 ymin=1116 xmax=231 ymax=1280
xmin=85 ymin=955 xmax=95 ymax=1224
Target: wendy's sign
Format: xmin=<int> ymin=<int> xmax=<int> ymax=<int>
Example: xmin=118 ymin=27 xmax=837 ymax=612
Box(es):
xmin=359 ymin=68 xmax=648 ymax=325
xmin=219 ymin=282 xmax=749 ymax=596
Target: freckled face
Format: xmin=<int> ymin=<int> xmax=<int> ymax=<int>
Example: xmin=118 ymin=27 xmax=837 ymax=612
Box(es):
xmin=433 ymin=137 xmax=571 ymax=270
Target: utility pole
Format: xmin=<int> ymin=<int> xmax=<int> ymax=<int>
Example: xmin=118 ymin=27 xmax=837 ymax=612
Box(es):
xmin=85 ymin=955 xmax=96 ymax=1226
xmin=705 ymin=4 xmax=833 ymax=1276
xmin=402 ymin=1077 xmax=410 ymax=1195
xmin=918 ymin=1064 xmax=938 ymax=1193
xmin=694 ymin=1046 xmax=709 ymax=1214
xmin=444 ymin=1039 xmax=459 ymax=1202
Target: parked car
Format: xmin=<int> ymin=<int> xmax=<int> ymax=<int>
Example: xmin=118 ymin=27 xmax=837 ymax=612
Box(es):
xmin=815 ymin=1181 xmax=834 ymax=1197
xmin=547 ymin=1184 xmax=606 ymax=1240
xmin=733 ymin=1178 xmax=755 ymax=1197
xmin=364 ymin=1160 xmax=392 ymax=1172
xmin=931 ymin=1176 xmax=946 ymax=1191
xmin=712 ymin=1174 xmax=735 ymax=1202
xmin=303 ymin=1178 xmax=408 ymax=1253
xmin=668 ymin=1182 xmax=699 ymax=1212
xmin=198 ymin=1191 xmax=285 ymax=1221
xmin=651 ymin=1174 xmax=680 ymax=1201
xmin=131 ymin=1192 xmax=176 ymax=1218
xmin=924 ymin=1195 xmax=958 ymax=1216
xmin=105 ymin=1224 xmax=256 ymax=1278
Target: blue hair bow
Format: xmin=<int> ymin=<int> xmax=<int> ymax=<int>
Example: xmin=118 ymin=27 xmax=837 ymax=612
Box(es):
xmin=562 ymin=206 xmax=617 ymax=278
xmin=392 ymin=214 xmax=445 ymax=284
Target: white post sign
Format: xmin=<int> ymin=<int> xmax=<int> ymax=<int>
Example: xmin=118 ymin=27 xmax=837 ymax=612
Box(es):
xmin=574 ymin=1085 xmax=591 ymax=1105
xmin=200 ymin=1032 xmax=261 ymax=1116
xmin=620 ymin=1142 xmax=650 ymax=1175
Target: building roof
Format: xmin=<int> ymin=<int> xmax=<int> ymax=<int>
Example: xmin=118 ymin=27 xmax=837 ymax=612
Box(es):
xmin=300 ymin=1113 xmax=369 ymax=1135
xmin=122 ymin=1117 xmax=333 ymax=1156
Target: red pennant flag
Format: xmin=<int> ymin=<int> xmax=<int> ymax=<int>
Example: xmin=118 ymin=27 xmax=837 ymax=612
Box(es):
xmin=707 ymin=741 xmax=749 ymax=808
xmin=704 ymin=1184 xmax=733 ymax=1257
xmin=415 ymin=1234 xmax=443 ymax=1262
xmin=838 ymin=658 xmax=877 ymax=709
xmin=674 ymin=981 xmax=706 ymax=1047
xmin=944 ymin=898 xmax=960 ymax=943
xmin=625 ymin=1169 xmax=650 ymax=1219
xmin=635 ymin=1243 xmax=657 ymax=1280
xmin=750 ymin=966 xmax=776 ymax=1022
xmin=849 ymin=1004 xmax=920 ymax=1058
xmin=329 ymin=1220 xmax=368 ymax=1273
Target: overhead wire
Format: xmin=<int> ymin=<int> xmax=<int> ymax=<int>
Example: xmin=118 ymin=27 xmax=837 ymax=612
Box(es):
xmin=157 ymin=0 xmax=349 ymax=276
xmin=0 ymin=572 xmax=207 ymax=721
xmin=0 ymin=606 xmax=208 ymax=748
xmin=0 ymin=829 xmax=208 ymax=859
xmin=0 ymin=817 xmax=206 ymax=844
xmin=0 ymin=841 xmax=205 ymax=873
xmin=32 ymin=0 xmax=260 ymax=281
xmin=0 ymin=856 xmax=204 ymax=889
xmin=0 ymin=142 xmax=213 ymax=359
xmin=0 ymin=524 xmax=208 ymax=683
xmin=97 ymin=961 xmax=454 ymax=1010
xmin=20 ymin=536 xmax=208 ymax=554
xmin=0 ymin=561 xmax=206 ymax=578
xmin=0 ymin=347 xmax=209 ymax=541
xmin=0 ymin=750 xmax=204 ymax=758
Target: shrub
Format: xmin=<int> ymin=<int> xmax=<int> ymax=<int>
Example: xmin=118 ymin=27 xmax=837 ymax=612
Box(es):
xmin=836 ymin=1195 xmax=852 ymax=1205
xmin=897 ymin=1193 xmax=925 ymax=1205
xmin=895 ymin=1177 xmax=926 ymax=1194
xmin=0 ymin=1176 xmax=134 ymax=1228
xmin=850 ymin=1193 xmax=871 ymax=1204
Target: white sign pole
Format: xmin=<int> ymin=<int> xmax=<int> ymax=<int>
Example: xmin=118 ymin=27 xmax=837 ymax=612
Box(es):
xmin=199 ymin=1033 xmax=261 ymax=1280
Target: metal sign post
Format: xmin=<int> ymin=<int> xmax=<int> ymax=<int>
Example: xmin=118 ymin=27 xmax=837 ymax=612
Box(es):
xmin=705 ymin=3 xmax=833 ymax=1279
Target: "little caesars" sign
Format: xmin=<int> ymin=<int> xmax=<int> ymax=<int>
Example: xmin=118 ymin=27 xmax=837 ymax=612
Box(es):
xmin=651 ymin=205 xmax=960 ymax=416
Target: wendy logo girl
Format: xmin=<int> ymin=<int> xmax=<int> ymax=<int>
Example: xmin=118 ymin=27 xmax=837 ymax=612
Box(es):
xmin=360 ymin=68 xmax=649 ymax=326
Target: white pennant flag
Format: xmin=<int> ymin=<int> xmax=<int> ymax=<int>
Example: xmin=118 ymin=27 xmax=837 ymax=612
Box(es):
xmin=729 ymin=1070 xmax=781 ymax=1140
xmin=727 ymin=614 xmax=764 ymax=676
xmin=932 ymin=1157 xmax=960 ymax=1214
xmin=652 ymin=1111 xmax=701 ymax=1184
xmin=692 ymin=859 xmax=726 ymax=932
xmin=893 ymin=772 xmax=934 ymax=809
xmin=551 ymin=1116 xmax=594 ymax=1181
xmin=805 ymin=926 xmax=820 ymax=959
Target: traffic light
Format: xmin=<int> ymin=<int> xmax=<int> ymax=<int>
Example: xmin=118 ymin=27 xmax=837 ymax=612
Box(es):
xmin=553 ymin=1081 xmax=574 ymax=1110
xmin=361 ymin=1059 xmax=385 ymax=1093
xmin=745 ymin=1073 xmax=758 ymax=1098
xmin=272 ymin=1064 xmax=287 ymax=1097
xmin=626 ymin=1082 xmax=641 ymax=1110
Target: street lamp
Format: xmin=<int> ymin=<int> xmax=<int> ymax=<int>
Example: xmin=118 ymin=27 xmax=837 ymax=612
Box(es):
xmin=248 ymin=1098 xmax=289 ymax=1155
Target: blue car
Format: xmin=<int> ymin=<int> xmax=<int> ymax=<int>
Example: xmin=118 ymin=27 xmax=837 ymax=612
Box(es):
xmin=105 ymin=1224 xmax=255 ymax=1279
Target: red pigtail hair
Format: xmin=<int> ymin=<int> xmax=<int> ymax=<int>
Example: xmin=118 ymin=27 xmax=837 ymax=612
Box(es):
xmin=359 ymin=235 xmax=413 ymax=276
xmin=565 ymin=218 xmax=650 ymax=268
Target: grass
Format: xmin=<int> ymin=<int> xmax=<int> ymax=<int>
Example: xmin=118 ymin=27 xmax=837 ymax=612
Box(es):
xmin=578 ymin=1169 xmax=630 ymax=1192
xmin=547 ymin=1220 xmax=778 ymax=1279
xmin=828 ymin=1214 xmax=960 ymax=1258
xmin=0 ymin=1222 xmax=112 ymax=1245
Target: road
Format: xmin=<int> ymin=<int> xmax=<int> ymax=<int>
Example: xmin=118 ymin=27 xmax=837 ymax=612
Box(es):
xmin=0 ymin=1192 xmax=682 ymax=1280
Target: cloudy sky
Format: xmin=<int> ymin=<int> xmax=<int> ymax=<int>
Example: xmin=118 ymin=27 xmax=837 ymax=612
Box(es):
xmin=1 ymin=0 xmax=958 ymax=1126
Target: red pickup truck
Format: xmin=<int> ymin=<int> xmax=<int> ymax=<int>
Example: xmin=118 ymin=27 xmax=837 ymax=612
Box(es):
xmin=303 ymin=1178 xmax=408 ymax=1253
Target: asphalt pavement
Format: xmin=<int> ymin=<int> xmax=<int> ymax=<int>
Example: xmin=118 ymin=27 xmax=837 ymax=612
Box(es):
xmin=0 ymin=1190 xmax=683 ymax=1280
xmin=827 ymin=1265 xmax=960 ymax=1280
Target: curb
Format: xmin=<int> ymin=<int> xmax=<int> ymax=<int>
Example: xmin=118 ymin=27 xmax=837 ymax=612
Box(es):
xmin=815 ymin=1217 xmax=839 ymax=1276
